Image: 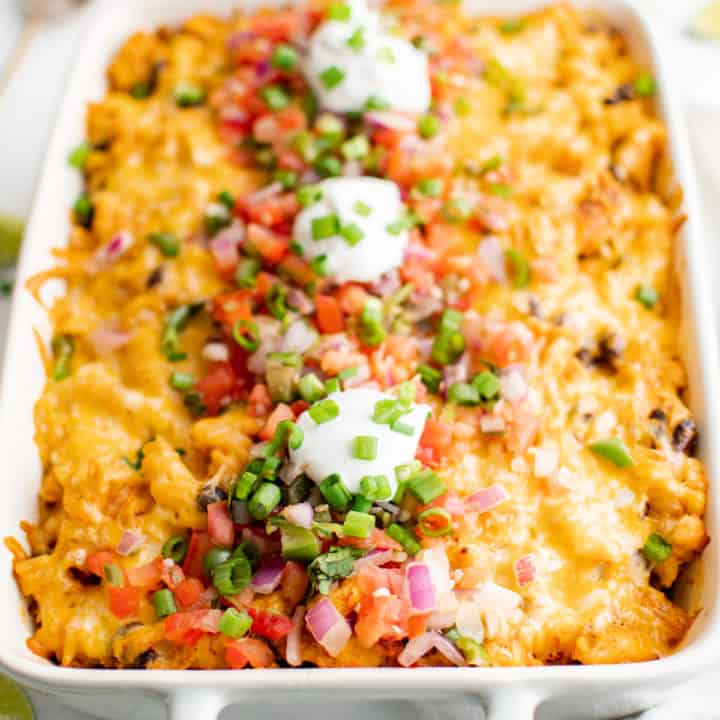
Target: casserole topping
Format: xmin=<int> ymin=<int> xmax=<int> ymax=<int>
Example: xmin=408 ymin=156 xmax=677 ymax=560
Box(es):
xmin=7 ymin=0 xmax=707 ymax=670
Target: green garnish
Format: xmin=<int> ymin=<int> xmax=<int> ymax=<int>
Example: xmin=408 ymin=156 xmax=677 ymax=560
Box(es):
xmin=431 ymin=309 xmax=465 ymax=365
xmin=418 ymin=113 xmax=440 ymax=139
xmin=359 ymin=297 xmax=385 ymax=346
xmin=453 ymin=96 xmax=471 ymax=116
xmin=232 ymin=319 xmax=260 ymax=352
xmin=642 ymin=533 xmax=671 ymax=563
xmin=152 ymin=589 xmax=177 ymax=618
xmin=359 ymin=474 xmax=391 ymax=501
xmin=212 ymin=551 xmax=252 ymax=595
xmin=418 ymin=364 xmax=442 ymax=394
xmin=309 ymin=398 xmax=340 ymax=424
xmin=341 ymin=134 xmax=370 ymax=160
xmin=319 ymin=473 xmax=353 ymax=510
xmin=353 ymin=435 xmax=378 ymax=460
xmin=505 ymin=248 xmax=531 ymax=289
xmin=219 ymin=608 xmax=253 ymax=638
xmin=173 ymin=82 xmax=206 ymax=107
xmin=442 ymin=197 xmax=472 ymax=223
xmin=271 ymin=43 xmax=298 ymax=71
xmin=340 ymin=222 xmax=365 ymax=246
xmin=161 ymin=303 xmax=202 ymax=361
xmin=52 ymin=334 xmax=74 ymax=381
xmin=235 ymin=257 xmax=261 ymax=288
xmin=499 ymin=18 xmax=526 ymax=33
xmin=387 ymin=523 xmax=420 ymax=555
xmin=68 ymin=142 xmax=91 ymax=170
xmin=328 ymin=1 xmax=351 ymax=20
xmin=261 ymin=85 xmax=291 ymax=111
xmin=148 ymin=232 xmax=180 ymax=257
xmin=162 ymin=536 xmax=188 ymax=563
xmin=248 ymin=481 xmax=282 ymax=520
xmin=298 ymin=372 xmax=327 ymax=402
xmin=320 ymin=66 xmax=345 ymax=89
xmin=347 ymin=27 xmax=366 ymax=51
xmin=169 ymin=371 xmax=193 ymax=391
xmin=635 ymin=285 xmax=659 ymax=309
xmin=312 ymin=213 xmax=340 ymax=240
xmin=74 ymin=192 xmax=94 ymax=228
xmin=365 ymin=95 xmax=390 ymax=110
xmin=634 ymin=73 xmax=656 ymax=97
xmin=589 ymin=438 xmax=634 ymax=468
xmin=343 ymin=510 xmax=375 ymax=538
xmin=353 ymin=200 xmax=372 ymax=217
xmin=297 ymin=184 xmax=324 ymax=207
xmin=407 ymin=469 xmax=446 ymax=504
xmin=415 ymin=178 xmax=443 ymax=197
xmin=311 ymin=254 xmax=330 ymax=277
xmin=308 ymin=547 xmax=364 ymax=594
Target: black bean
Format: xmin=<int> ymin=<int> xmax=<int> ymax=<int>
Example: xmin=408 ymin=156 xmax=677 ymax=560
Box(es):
xmin=68 ymin=566 xmax=101 ymax=586
xmin=575 ymin=348 xmax=593 ymax=366
xmin=528 ymin=295 xmax=543 ymax=319
xmin=672 ymin=418 xmax=698 ymax=455
xmin=132 ymin=649 xmax=157 ymax=669
xmin=649 ymin=408 xmax=667 ymax=422
xmin=603 ymin=83 xmax=635 ymax=106
xmin=197 ymin=483 xmax=227 ymax=511
xmin=597 ymin=333 xmax=626 ymax=364
xmin=146 ymin=266 xmax=164 ymax=288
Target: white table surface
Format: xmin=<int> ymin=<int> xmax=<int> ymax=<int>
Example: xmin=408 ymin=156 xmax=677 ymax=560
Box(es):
xmin=1 ymin=1 xmax=719 ymax=718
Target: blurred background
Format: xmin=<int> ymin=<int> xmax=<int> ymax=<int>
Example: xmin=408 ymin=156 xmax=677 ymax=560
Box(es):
xmin=0 ymin=0 xmax=719 ymax=718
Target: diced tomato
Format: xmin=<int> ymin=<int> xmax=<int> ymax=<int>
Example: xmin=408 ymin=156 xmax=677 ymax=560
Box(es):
xmin=246 ymin=223 xmax=290 ymax=263
xmin=183 ymin=530 xmax=213 ymax=581
xmin=226 ymin=638 xmax=275 ymax=668
xmin=400 ymin=258 xmax=435 ymax=293
xmin=505 ymin=405 xmax=540 ymax=454
xmin=279 ymin=255 xmax=315 ymax=287
xmin=126 ymin=558 xmax=164 ymax=588
xmin=276 ymin=105 xmax=307 ymax=131
xmin=174 ymin=578 xmax=205 ymax=610
xmin=336 ymin=284 xmax=369 ymax=316
xmin=212 ymin=291 xmax=252 ymax=329
xmin=164 ymin=609 xmax=222 ymax=645
xmin=244 ymin=194 xmax=298 ymax=228
xmin=255 ymin=271 xmax=279 ymax=298
xmin=338 ymin=528 xmax=402 ymax=551
xmin=290 ymin=399 xmax=309 ymax=416
xmin=385 ymin=334 xmax=419 ymax=363
xmin=407 ymin=612 xmax=430 ymax=638
xmin=279 ymin=561 xmax=309 ymax=606
xmin=320 ymin=350 xmax=365 ymax=376
xmin=252 ymin=115 xmax=283 ymax=144
xmin=315 ymin=295 xmax=344 ymax=334
xmin=196 ymin=362 xmax=238 ymax=416
xmin=248 ymin=383 xmax=272 ymax=417
xmin=247 ymin=607 xmax=293 ymax=640
xmin=249 ymin=10 xmax=303 ymax=41
xmin=108 ymin=585 xmax=140 ymax=620
xmin=86 ymin=551 xmax=116 ymax=577
xmin=417 ymin=419 xmax=453 ymax=467
xmin=259 ymin=403 xmax=294 ymax=440
xmin=209 ymin=234 xmax=240 ymax=279
xmin=356 ymin=563 xmax=404 ymax=596
xmin=225 ymin=640 xmax=249 ymax=669
xmin=355 ymin=593 xmax=409 ymax=648
xmin=161 ymin=562 xmax=186 ymax=591
xmin=207 ymin=502 xmax=235 ymax=548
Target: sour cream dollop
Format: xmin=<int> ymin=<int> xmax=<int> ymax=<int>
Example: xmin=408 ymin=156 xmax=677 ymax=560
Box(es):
xmin=305 ymin=1 xmax=431 ymax=114
xmin=289 ymin=387 xmax=429 ymax=496
xmin=292 ymin=177 xmax=410 ymax=284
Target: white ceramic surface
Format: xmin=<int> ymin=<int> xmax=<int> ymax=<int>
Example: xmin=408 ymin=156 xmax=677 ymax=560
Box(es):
xmin=1 ymin=2 xmax=719 ymax=719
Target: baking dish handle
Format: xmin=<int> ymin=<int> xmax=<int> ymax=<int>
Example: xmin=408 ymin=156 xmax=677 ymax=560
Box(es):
xmin=167 ymin=690 xmax=227 ymax=720
xmin=482 ymin=689 xmax=542 ymax=720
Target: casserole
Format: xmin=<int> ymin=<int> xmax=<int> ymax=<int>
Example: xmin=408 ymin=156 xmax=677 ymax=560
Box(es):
xmin=1 ymin=0 xmax=718 ymax=717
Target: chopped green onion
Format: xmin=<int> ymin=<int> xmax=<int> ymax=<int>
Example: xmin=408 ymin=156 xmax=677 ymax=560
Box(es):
xmin=266 ymin=283 xmax=288 ymax=320
xmin=212 ymin=552 xmax=252 ymax=595
xmin=391 ymin=419 xmax=415 ymax=436
xmin=415 ymin=178 xmax=443 ymax=197
xmin=298 ymin=373 xmax=327 ymax=402
xmin=343 ymin=510 xmax=375 ymax=538
xmin=499 ymin=18 xmax=526 ymax=33
xmin=490 ymin=183 xmax=512 ymax=199
xmin=376 ymin=46 xmax=396 ymax=63
xmin=169 ymin=371 xmax=194 ymax=391
xmin=68 ymin=142 xmax=91 ymax=170
xmin=341 ymin=134 xmax=370 ymax=160
xmin=431 ymin=309 xmax=465 ymax=365
xmin=448 ymin=382 xmax=480 ymax=406
xmin=271 ymin=43 xmax=298 ymax=71
xmin=232 ymin=319 xmax=260 ymax=352
xmin=219 ymin=607 xmax=253 ymax=638
xmin=267 ymin=351 xmax=302 ymax=368
xmin=287 ymin=474 xmax=313 ymax=504
xmin=309 ymin=398 xmax=340 ymax=424
xmin=319 ymin=473 xmax=353 ymax=510
xmin=297 ymin=184 xmax=324 ymax=207
xmin=259 ymin=455 xmax=281 ymax=481
xmin=634 ymin=73 xmax=656 ymax=97
xmin=281 ymin=525 xmax=321 ymax=562
xmin=131 ymin=83 xmax=151 ymax=99
xmin=417 ymin=507 xmax=453 ymax=537
xmin=589 ymin=438 xmax=634 ymax=468
xmin=642 ymin=533 xmax=671 ymax=563
xmin=148 ymin=232 xmax=180 ymax=257
xmin=325 ymin=377 xmax=341 ymax=394
xmin=261 ymin=85 xmax=291 ymax=111
xmin=353 ymin=495 xmax=373 ymax=512
xmin=328 ymin=1 xmax=351 ymax=20
xmin=407 ymin=469 xmax=446 ymax=504
xmin=310 ymin=254 xmax=330 ymax=277
xmin=235 ymin=257 xmax=261 ymax=288
xmin=359 ymin=297 xmax=386 ymax=347
xmin=504 ymin=248 xmax=531 ymax=289
xmin=268 ymin=418 xmax=304 ymax=454
xmin=418 ymin=113 xmax=440 ymax=139
xmin=52 ymin=335 xmax=74 ymax=381
xmin=161 ymin=303 xmax=202 ymax=361
xmin=248 ymin=482 xmax=282 ymax=520
xmin=313 ymin=154 xmax=343 ymax=178
xmin=204 ymin=203 xmax=231 ymax=235
xmin=338 ymin=366 xmax=358 ymax=382
xmin=234 ymin=471 xmax=259 ymax=501
xmin=453 ymin=96 xmax=471 ymax=116
xmin=442 ymin=197 xmax=472 ymax=223
xmin=472 ymin=371 xmax=501 ymax=402
xmin=74 ymin=192 xmax=94 ymax=227
xmin=162 ymin=535 xmax=188 ymax=564
xmin=635 ymin=285 xmax=659 ymax=309
xmin=217 ymin=190 xmax=234 ymax=210
xmin=387 ymin=523 xmax=420 ymax=555
xmin=418 ymin=364 xmax=442 ymax=394
xmin=174 ymin=82 xmax=206 ymax=107
xmin=365 ymin=95 xmax=390 ymax=110
xmin=152 ymin=588 xmax=177 ymax=618
xmin=353 ymin=435 xmax=378 ymax=460
xmin=347 ymin=27 xmax=366 ymax=51
xmin=273 ymin=168 xmax=298 ymax=189
xmin=203 ymin=548 xmax=232 ymax=575
xmin=312 ymin=213 xmax=340 ymax=240
xmin=320 ymin=66 xmax=345 ymax=89
xmin=457 ymin=636 xmax=488 ymax=666
xmin=480 ymin=155 xmax=504 ymax=173
xmin=359 ymin=474 xmax=391 ymax=501
xmin=104 ymin=563 xmax=124 ymax=587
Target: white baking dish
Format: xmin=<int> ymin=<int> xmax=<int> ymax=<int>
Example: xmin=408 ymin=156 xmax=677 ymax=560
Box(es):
xmin=1 ymin=0 xmax=718 ymax=718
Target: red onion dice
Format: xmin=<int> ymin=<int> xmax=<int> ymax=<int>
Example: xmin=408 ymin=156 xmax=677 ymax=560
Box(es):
xmin=251 ymin=555 xmax=286 ymax=594
xmin=305 ymin=598 xmax=351 ymax=658
xmin=116 ymin=529 xmax=145 ymax=556
xmin=406 ymin=563 xmax=436 ymax=614
xmin=281 ymin=502 xmax=314 ymax=529
xmin=466 ymin=484 xmax=510 ymax=513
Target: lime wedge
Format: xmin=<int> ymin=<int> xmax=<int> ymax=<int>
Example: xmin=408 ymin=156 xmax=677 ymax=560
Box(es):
xmin=690 ymin=0 xmax=720 ymax=39
xmin=0 ymin=214 xmax=24 ymax=268
xmin=0 ymin=673 xmax=33 ymax=720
